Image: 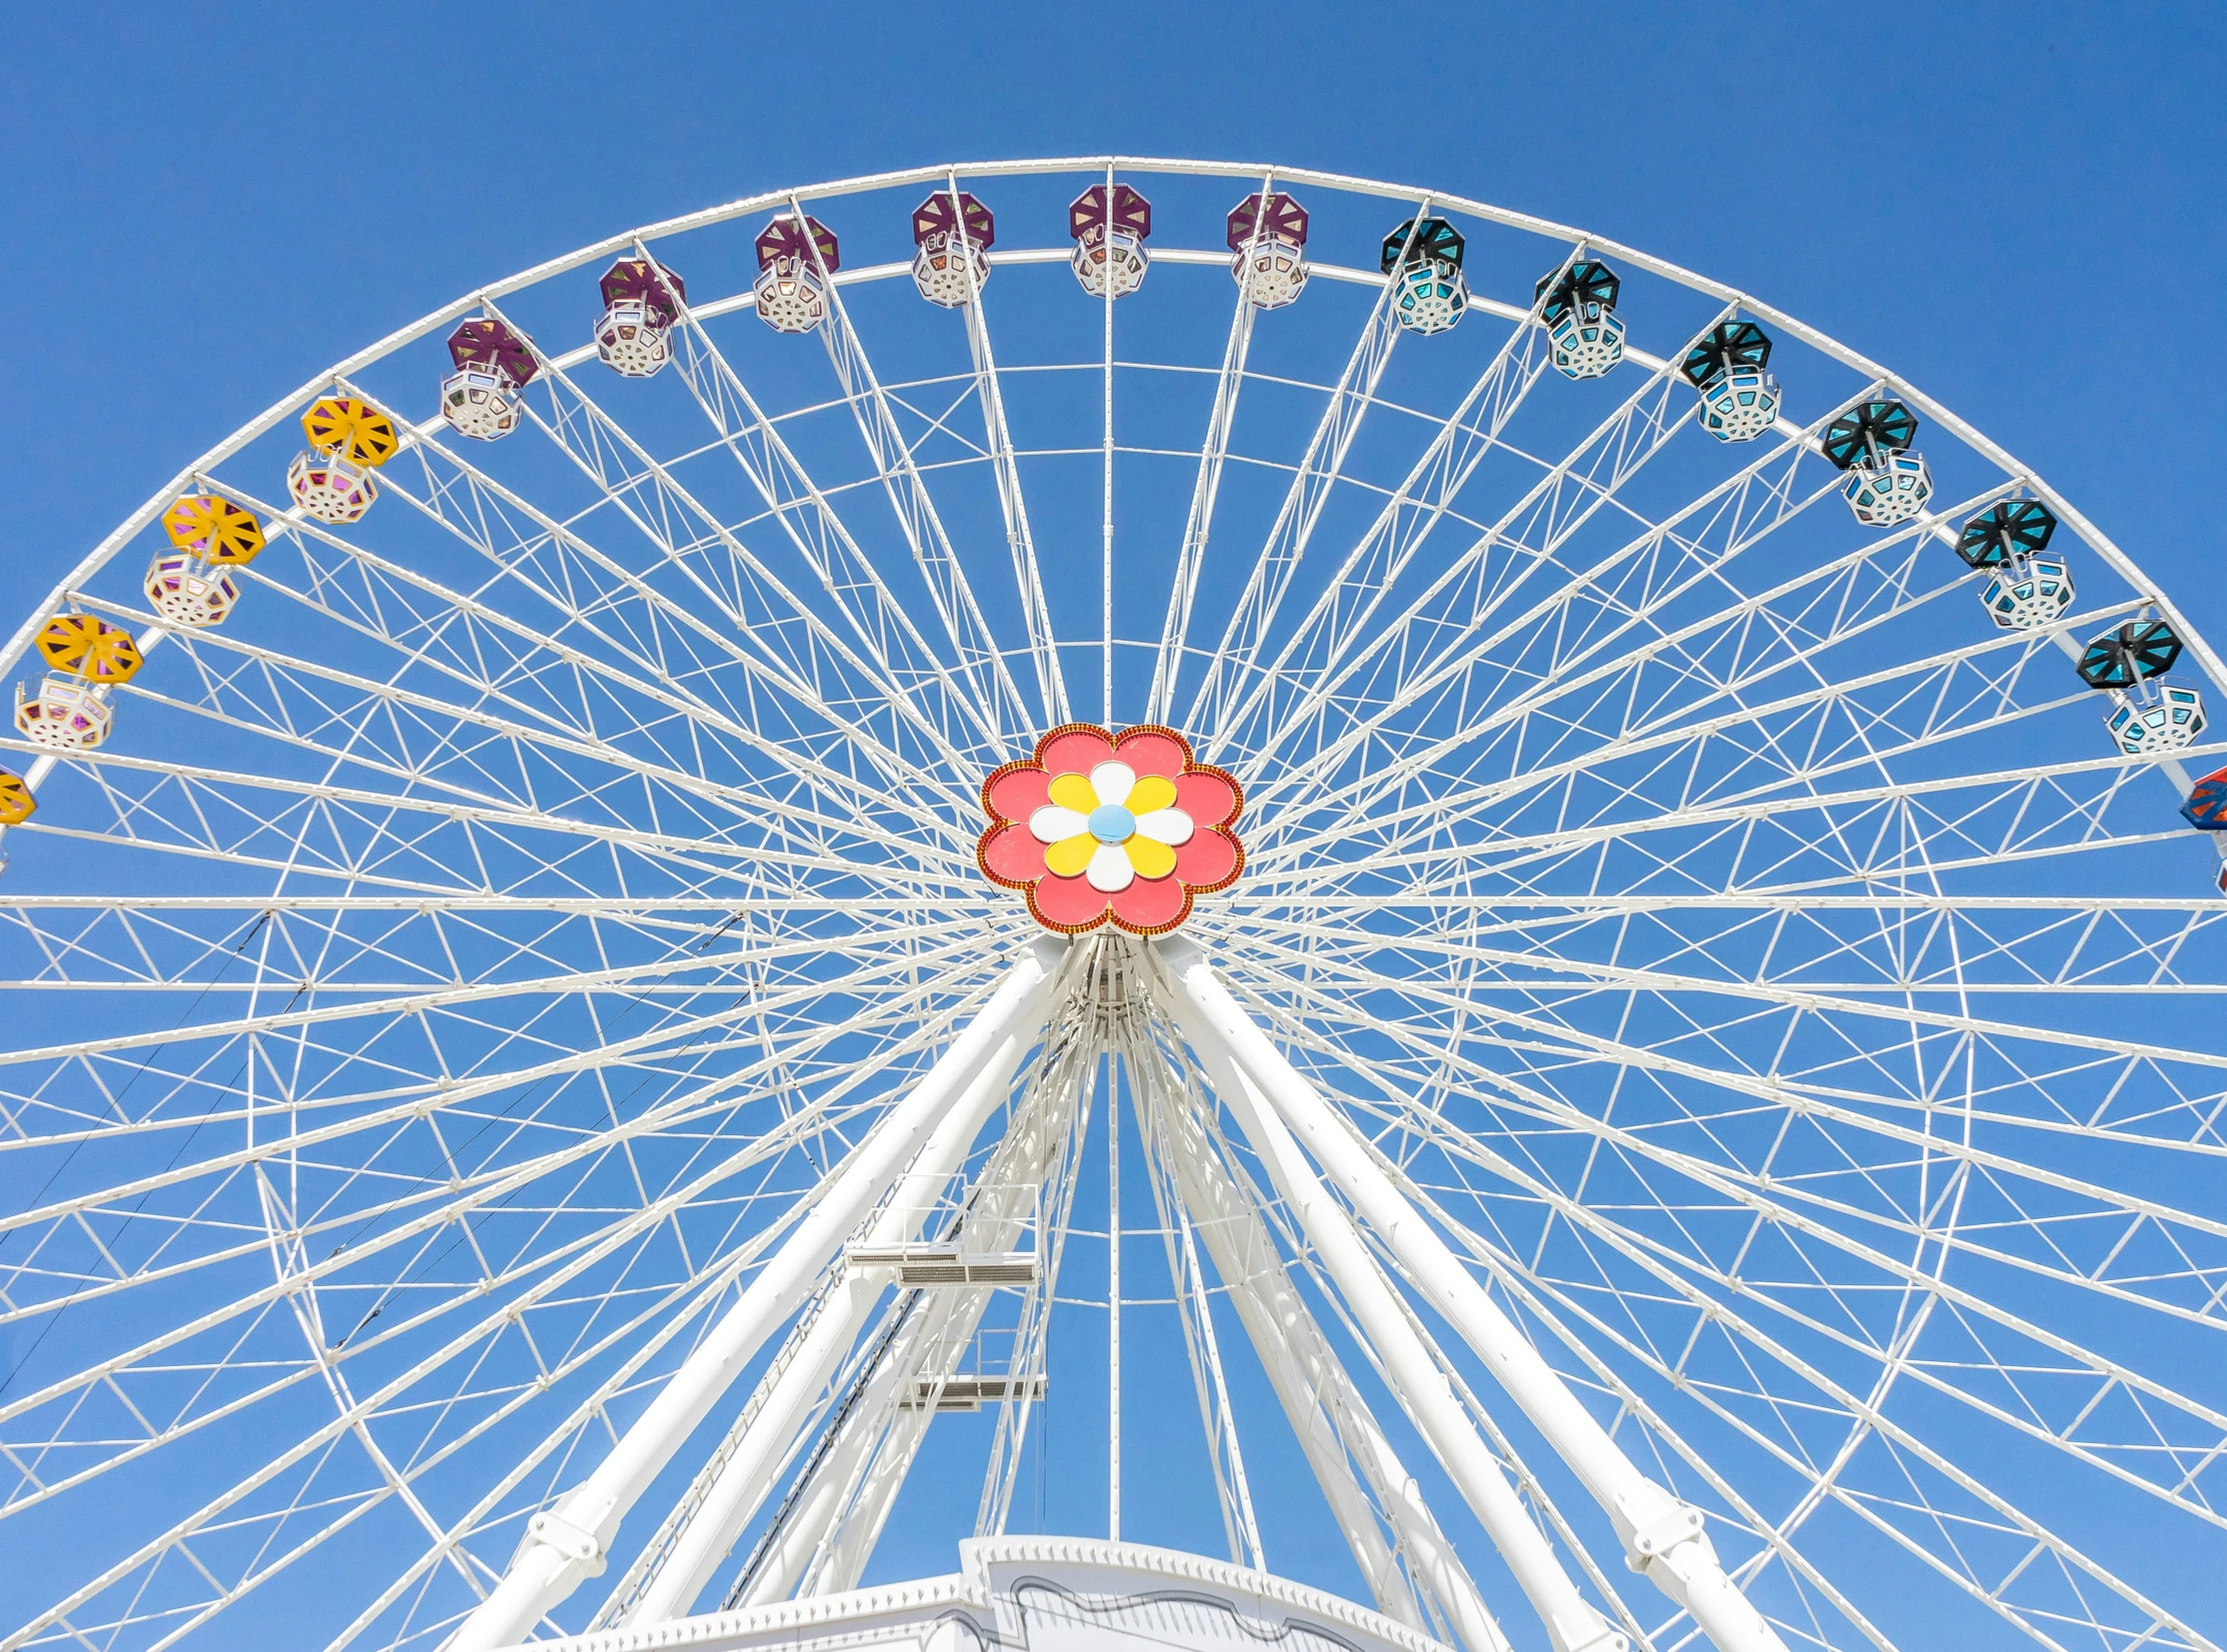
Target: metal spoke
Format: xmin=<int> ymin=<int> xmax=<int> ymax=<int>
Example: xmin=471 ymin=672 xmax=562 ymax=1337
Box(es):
xmin=5 ymin=159 xmax=2219 ymax=1652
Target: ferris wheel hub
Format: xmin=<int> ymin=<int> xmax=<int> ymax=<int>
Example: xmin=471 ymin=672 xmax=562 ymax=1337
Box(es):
xmin=6 ymin=158 xmax=2217 ymax=1652
xmin=979 ymin=726 xmax=1243 ymax=935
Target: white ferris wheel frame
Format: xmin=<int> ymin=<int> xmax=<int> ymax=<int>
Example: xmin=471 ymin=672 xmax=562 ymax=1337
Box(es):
xmin=1 ymin=155 xmax=2223 ymax=1652
xmin=4 ymin=154 xmax=2219 ymax=707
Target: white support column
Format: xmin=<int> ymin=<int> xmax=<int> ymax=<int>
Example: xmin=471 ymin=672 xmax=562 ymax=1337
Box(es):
xmin=449 ymin=938 xmax=1068 ymax=1652
xmin=626 ymin=1022 xmax=1034 ymax=1622
xmin=1151 ymin=949 xmax=1624 ymax=1652
xmin=1154 ymin=939 xmax=1789 ymax=1652
xmin=740 ymin=1023 xmax=1101 ymax=1607
xmin=1107 ymin=1051 xmax=1122 ymax=1545
xmin=730 ymin=1420 xmax=866 ymax=1609
xmin=1149 ymin=1065 xmax=1512 ymax=1652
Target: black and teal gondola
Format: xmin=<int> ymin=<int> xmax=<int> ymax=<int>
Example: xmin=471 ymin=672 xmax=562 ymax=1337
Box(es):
xmin=1821 ymin=400 xmax=1919 ymax=471
xmin=1679 ymin=320 xmax=1772 ymax=389
xmin=1535 ymin=258 xmax=1620 ymax=324
xmin=1956 ymin=499 xmax=2058 ymax=570
xmin=2077 ymin=620 xmax=2184 ymax=691
xmin=1380 ymin=216 xmax=1465 ymax=274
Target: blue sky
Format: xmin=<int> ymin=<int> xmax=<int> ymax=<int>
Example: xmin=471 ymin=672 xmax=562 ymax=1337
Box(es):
xmin=3 ymin=0 xmax=2222 ymax=643
xmin=2 ymin=2 xmax=2224 ymax=1641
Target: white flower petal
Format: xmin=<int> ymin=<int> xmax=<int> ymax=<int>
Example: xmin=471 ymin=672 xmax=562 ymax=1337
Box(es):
xmin=1133 ymin=807 xmax=1194 ymax=846
xmin=1085 ymin=842 xmax=1135 ymax=891
xmin=1089 ymin=762 xmax=1135 ymax=807
xmin=1029 ymin=805 xmax=1089 ymax=844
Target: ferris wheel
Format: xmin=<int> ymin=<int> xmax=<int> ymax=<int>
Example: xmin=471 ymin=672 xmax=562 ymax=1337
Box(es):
xmin=4 ymin=155 xmax=2226 ymax=1652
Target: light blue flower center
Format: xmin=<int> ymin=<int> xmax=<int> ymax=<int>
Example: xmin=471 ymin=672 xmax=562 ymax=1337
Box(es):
xmin=1088 ymin=804 xmax=1136 ymax=843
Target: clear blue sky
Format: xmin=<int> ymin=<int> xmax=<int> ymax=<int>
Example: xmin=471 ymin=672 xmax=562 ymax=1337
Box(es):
xmin=2 ymin=1 xmax=2221 ymax=642
xmin=2 ymin=0 xmax=2223 ymax=1636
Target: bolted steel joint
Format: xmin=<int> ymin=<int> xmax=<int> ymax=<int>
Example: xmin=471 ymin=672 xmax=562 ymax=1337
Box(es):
xmin=1613 ymin=1487 xmax=1709 ymax=1572
xmin=526 ymin=1509 xmax=608 ymax=1574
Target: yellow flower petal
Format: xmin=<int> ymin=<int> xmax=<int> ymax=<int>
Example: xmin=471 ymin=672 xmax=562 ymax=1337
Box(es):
xmin=1125 ymin=776 xmax=1177 ymax=816
xmin=1045 ymin=832 xmax=1098 ymax=877
xmin=1048 ymin=773 xmax=1099 ymax=814
xmin=1123 ymin=834 xmax=1176 ymax=879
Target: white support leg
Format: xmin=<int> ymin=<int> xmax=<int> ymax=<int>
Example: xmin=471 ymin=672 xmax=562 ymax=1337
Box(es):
xmin=1129 ymin=1039 xmax=1265 ymax=1574
xmin=448 ymin=938 xmax=1068 ymax=1652
xmin=729 ymin=1359 xmax=895 ymax=1610
xmin=625 ymin=1023 xmax=1033 ymax=1621
xmin=1154 ymin=940 xmax=1789 ymax=1652
xmin=741 ymin=1024 xmax=1099 ymax=1606
xmin=1151 ymin=950 xmax=1624 ymax=1652
xmin=1107 ymin=1050 xmax=1122 ymax=1545
xmin=1146 ymin=1056 xmax=1512 ymax=1652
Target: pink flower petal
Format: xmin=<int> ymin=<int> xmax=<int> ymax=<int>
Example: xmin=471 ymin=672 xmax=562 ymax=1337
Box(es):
xmin=980 ymin=823 xmax=1049 ymax=886
xmin=985 ymin=765 xmax=1052 ymax=822
xmin=1173 ymin=827 xmax=1239 ymax=890
xmin=1030 ymin=870 xmax=1113 ymax=932
xmin=1110 ymin=871 xmax=1189 ymax=934
xmin=1114 ymin=728 xmax=1188 ymax=781
xmin=1040 ymin=727 xmax=1117 ymax=777
xmin=983 ymin=732 xmax=1243 ymax=938
xmin=1173 ymin=770 xmax=1240 ymax=829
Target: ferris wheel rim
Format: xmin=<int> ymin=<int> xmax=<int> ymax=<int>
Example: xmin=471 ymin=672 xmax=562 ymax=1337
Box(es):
xmin=3 ymin=151 xmax=2223 ymax=1652
xmin=8 ymin=154 xmax=2216 ymax=706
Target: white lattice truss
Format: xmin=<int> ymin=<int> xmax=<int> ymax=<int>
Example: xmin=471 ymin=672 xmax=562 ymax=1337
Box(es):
xmin=0 ymin=159 xmax=2223 ymax=1652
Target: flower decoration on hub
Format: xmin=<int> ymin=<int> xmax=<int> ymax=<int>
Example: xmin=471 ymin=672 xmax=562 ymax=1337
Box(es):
xmin=979 ymin=725 xmax=1243 ymax=935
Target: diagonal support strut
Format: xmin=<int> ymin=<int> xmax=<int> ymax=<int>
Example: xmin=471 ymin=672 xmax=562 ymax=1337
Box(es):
xmin=446 ymin=937 xmax=1069 ymax=1652
xmin=1152 ymin=937 xmax=1790 ymax=1652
